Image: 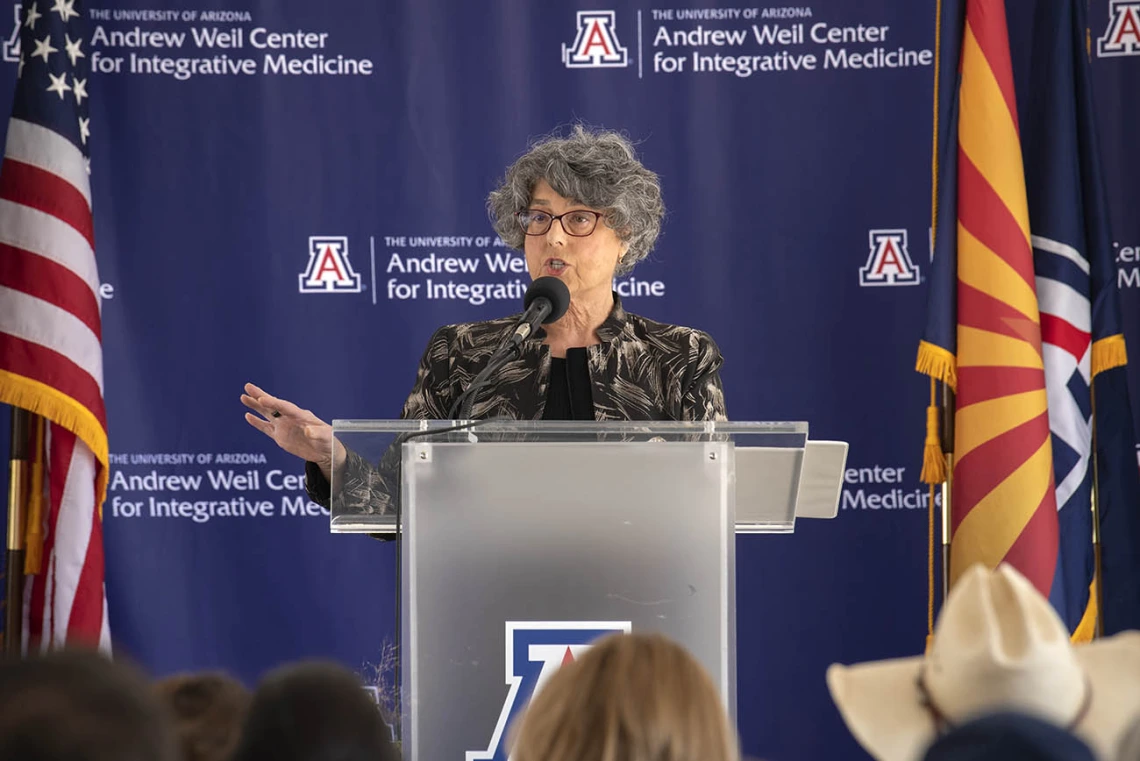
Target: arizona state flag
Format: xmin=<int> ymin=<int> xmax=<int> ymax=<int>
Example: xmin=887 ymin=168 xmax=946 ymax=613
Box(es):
xmin=918 ymin=0 xmax=1140 ymax=635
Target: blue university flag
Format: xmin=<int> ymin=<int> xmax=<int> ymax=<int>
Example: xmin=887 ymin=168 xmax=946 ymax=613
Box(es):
xmin=1017 ymin=0 xmax=1140 ymax=634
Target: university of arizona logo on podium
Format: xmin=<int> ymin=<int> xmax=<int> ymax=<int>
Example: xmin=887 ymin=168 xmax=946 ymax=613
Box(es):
xmin=298 ymin=236 xmax=363 ymax=293
xmin=467 ymin=621 xmax=631 ymax=761
xmin=859 ymin=228 xmax=920 ymax=286
xmin=1097 ymin=0 xmax=1140 ymax=57
xmin=562 ymin=11 xmax=629 ymax=68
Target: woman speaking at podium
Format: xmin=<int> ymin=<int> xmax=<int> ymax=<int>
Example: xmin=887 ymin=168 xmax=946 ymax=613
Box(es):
xmin=241 ymin=126 xmax=727 ymax=512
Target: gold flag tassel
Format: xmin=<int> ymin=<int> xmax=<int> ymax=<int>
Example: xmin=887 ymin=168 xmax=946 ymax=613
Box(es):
xmin=24 ymin=416 xmax=46 ymax=575
xmin=922 ymin=379 xmax=948 ymax=485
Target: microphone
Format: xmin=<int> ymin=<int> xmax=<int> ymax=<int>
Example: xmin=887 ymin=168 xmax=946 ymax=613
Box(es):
xmin=448 ymin=276 xmax=571 ymax=420
xmin=506 ymin=277 xmax=571 ymax=352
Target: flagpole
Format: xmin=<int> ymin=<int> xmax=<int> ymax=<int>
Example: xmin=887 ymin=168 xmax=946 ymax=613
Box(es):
xmin=4 ymin=407 xmax=30 ymax=656
xmin=941 ymin=384 xmax=955 ymax=602
xmin=1090 ymin=387 xmax=1105 ymax=637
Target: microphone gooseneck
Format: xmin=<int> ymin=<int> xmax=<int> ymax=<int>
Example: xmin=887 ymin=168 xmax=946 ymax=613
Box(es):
xmin=449 ymin=277 xmax=571 ymax=420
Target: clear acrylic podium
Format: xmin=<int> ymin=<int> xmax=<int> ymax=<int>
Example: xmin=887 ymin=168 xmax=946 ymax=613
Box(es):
xmin=329 ymin=420 xmax=844 ymax=761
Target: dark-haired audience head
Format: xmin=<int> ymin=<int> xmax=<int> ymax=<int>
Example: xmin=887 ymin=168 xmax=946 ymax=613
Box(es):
xmin=922 ymin=712 xmax=1096 ymax=761
xmin=154 ymin=671 xmax=252 ymax=761
xmin=0 ymin=648 xmax=178 ymax=761
xmin=231 ymin=660 xmax=398 ymax=761
xmin=509 ymin=631 xmax=740 ymax=761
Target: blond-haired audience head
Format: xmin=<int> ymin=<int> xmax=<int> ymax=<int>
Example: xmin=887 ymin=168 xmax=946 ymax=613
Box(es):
xmin=510 ymin=632 xmax=740 ymax=761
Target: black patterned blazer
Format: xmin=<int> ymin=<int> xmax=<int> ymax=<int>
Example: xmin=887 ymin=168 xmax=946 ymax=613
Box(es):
xmin=306 ymin=294 xmax=727 ymax=513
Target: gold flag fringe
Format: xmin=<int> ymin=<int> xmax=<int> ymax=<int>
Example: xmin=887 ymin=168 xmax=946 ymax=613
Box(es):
xmin=916 ymin=340 xmax=958 ymax=390
xmin=1091 ymin=334 xmax=1127 ymax=378
xmin=0 ymin=370 xmax=110 ymax=515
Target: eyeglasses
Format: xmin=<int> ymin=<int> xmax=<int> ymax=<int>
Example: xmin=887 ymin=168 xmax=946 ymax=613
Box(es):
xmin=516 ymin=208 xmax=602 ymax=237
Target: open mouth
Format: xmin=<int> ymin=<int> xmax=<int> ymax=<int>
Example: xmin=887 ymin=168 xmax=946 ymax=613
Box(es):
xmin=545 ymin=258 xmax=568 ymax=273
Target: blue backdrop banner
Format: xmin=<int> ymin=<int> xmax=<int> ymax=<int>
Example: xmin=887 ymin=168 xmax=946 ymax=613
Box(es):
xmin=1 ymin=2 xmax=1138 ymax=760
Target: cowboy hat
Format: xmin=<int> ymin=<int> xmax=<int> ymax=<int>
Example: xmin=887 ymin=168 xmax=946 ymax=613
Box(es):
xmin=826 ymin=563 xmax=1140 ymax=761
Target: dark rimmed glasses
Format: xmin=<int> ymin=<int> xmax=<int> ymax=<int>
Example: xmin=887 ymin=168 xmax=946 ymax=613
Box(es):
xmin=517 ymin=208 xmax=602 ymax=237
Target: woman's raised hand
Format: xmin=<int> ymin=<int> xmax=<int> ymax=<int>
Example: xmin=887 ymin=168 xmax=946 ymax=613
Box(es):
xmin=241 ymin=382 xmax=346 ymax=479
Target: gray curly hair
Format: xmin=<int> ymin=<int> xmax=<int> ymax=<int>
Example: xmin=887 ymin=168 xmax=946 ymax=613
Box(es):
xmin=487 ymin=126 xmax=664 ymax=276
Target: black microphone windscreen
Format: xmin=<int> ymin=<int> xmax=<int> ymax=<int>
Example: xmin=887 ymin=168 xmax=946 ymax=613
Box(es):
xmin=523 ymin=277 xmax=571 ymax=323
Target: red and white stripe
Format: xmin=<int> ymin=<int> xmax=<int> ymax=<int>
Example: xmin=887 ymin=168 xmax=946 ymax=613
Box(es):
xmin=1 ymin=116 xmax=109 ymax=651
xmin=23 ymin=427 xmax=110 ymax=652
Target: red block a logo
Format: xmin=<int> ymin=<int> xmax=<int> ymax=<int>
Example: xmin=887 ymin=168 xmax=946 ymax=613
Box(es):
xmin=298 ymin=236 xmax=363 ymax=293
xmin=562 ymin=11 xmax=628 ymax=68
xmin=860 ymin=229 xmax=920 ymax=287
xmin=1098 ymin=0 xmax=1140 ymax=57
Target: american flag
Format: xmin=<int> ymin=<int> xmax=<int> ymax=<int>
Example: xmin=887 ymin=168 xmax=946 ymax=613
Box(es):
xmin=0 ymin=0 xmax=109 ymax=650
